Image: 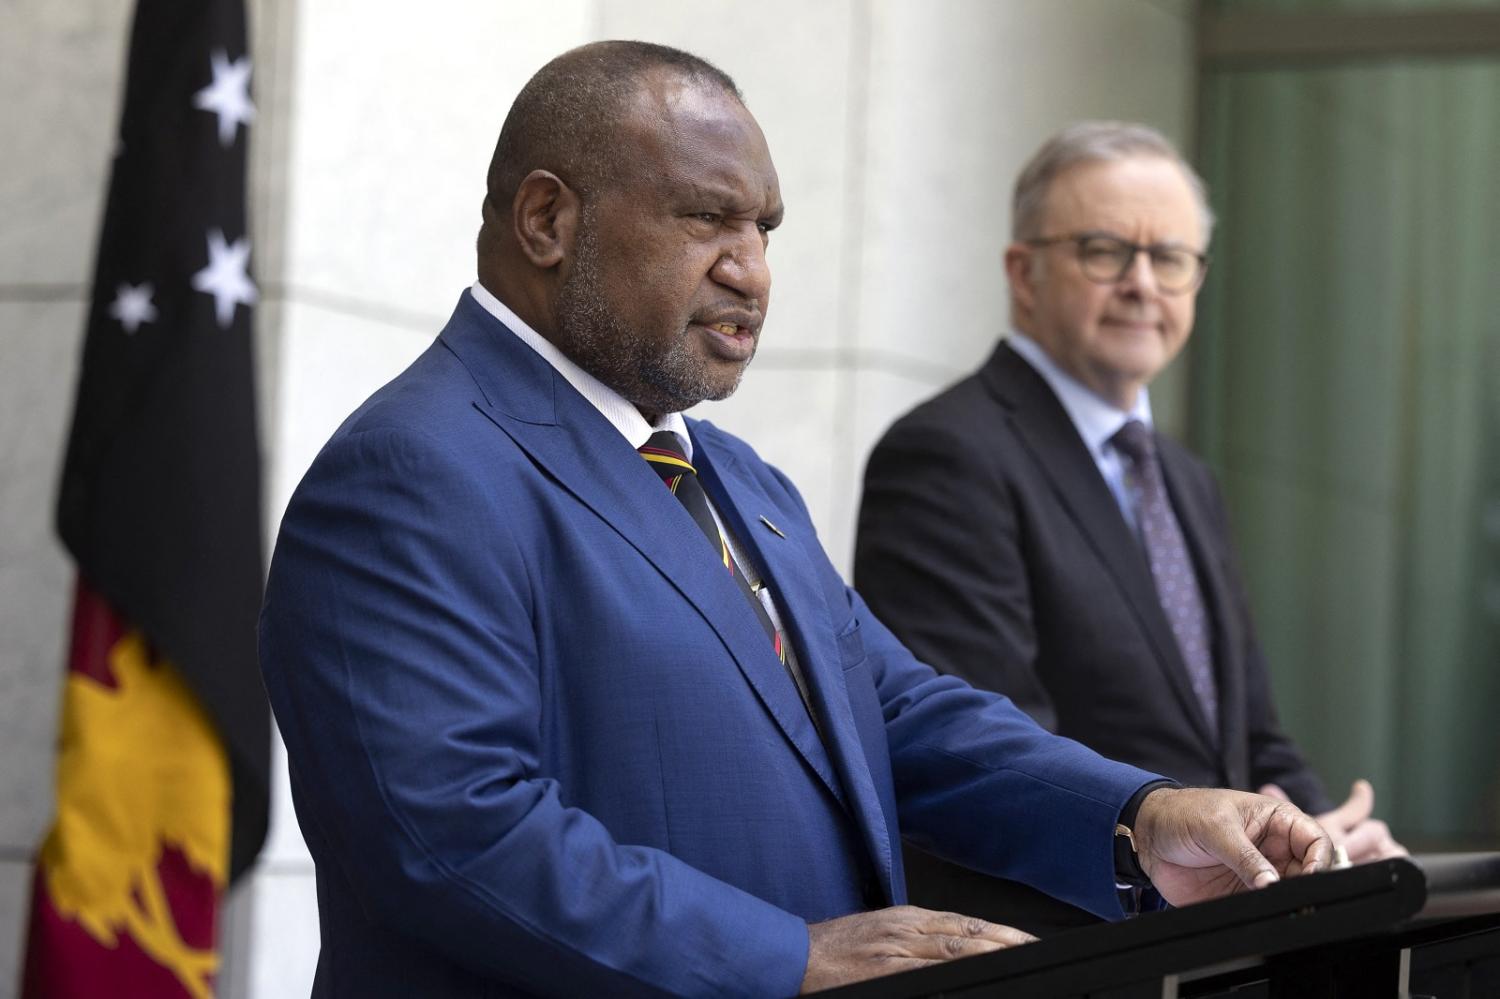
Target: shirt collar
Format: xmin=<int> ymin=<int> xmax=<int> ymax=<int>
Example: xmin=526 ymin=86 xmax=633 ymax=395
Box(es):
xmin=469 ymin=281 xmax=692 ymax=459
xmin=1006 ymin=331 xmax=1152 ymax=459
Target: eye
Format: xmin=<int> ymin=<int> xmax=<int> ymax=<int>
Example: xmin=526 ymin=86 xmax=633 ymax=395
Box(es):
xmin=1080 ymin=237 xmax=1130 ymax=267
xmin=1068 ymin=235 xmax=1136 ymax=283
xmin=691 ymin=212 xmax=722 ymax=225
xmin=1151 ymin=247 xmax=1194 ymax=279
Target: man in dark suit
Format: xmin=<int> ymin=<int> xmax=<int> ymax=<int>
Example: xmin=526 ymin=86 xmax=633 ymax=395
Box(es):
xmin=856 ymin=122 xmax=1400 ymax=925
xmin=261 ymin=59 xmax=1334 ymax=997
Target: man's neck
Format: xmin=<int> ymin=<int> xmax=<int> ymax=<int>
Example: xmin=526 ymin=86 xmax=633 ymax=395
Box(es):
xmin=468 ymin=280 xmax=692 ymax=456
xmin=477 ymin=273 xmax=554 ymax=344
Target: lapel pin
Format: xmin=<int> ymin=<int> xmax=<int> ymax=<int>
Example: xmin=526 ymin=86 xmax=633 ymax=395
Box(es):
xmin=759 ymin=515 xmax=786 ymax=538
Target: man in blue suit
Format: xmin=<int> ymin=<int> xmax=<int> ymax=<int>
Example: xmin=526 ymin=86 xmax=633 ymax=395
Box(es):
xmin=259 ymin=42 xmax=1332 ymax=997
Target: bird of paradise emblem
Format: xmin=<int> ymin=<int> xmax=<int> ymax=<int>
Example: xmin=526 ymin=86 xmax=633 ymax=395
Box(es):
xmin=30 ymin=591 xmax=231 ymax=999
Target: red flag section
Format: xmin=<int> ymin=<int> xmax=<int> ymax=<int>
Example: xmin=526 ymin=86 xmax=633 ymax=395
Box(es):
xmin=22 ymin=580 xmax=230 ymax=999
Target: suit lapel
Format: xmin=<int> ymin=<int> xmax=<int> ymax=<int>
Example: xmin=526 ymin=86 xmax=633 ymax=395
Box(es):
xmin=439 ymin=295 xmax=847 ymax=809
xmin=982 ymin=343 xmax=1219 ymax=750
xmin=695 ymin=434 xmax=896 ymax=899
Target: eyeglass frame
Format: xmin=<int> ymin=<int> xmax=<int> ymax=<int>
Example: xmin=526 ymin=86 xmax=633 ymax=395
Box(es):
xmin=1024 ymin=230 xmax=1210 ymax=294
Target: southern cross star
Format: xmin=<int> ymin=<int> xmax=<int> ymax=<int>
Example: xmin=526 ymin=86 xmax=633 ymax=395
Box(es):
xmin=193 ymin=49 xmax=255 ymax=148
xmin=108 ymin=282 xmax=158 ymax=335
xmin=191 ymin=229 xmax=258 ymax=329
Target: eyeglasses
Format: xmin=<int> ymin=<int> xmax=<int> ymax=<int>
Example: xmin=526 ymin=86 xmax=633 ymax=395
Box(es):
xmin=1026 ymin=232 xmax=1209 ymax=294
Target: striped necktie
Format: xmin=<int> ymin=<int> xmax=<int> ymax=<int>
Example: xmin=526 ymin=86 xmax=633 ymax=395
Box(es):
xmin=639 ymin=432 xmax=787 ymax=667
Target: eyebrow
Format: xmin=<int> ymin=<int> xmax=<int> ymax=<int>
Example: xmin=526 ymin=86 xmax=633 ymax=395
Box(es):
xmin=1076 ymin=229 xmax=1202 ymax=253
xmin=679 ymin=180 xmax=784 ymax=225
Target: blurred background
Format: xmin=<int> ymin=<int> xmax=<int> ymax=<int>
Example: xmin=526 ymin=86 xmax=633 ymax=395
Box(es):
xmin=1 ymin=0 xmax=1496 ymax=994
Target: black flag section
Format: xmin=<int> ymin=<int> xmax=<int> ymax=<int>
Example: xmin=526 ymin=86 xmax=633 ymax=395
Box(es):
xmin=55 ymin=0 xmax=269 ymax=881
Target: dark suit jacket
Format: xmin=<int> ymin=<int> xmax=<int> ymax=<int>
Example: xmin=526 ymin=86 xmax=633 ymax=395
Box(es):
xmin=856 ymin=341 xmax=1330 ymax=806
xmin=854 ymin=341 xmax=1330 ymax=928
xmin=259 ymin=297 xmax=1158 ymax=997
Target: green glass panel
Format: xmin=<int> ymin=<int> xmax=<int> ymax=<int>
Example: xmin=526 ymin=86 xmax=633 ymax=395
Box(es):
xmin=1205 ymin=0 xmax=1500 ymax=12
xmin=1195 ymin=58 xmax=1500 ymax=845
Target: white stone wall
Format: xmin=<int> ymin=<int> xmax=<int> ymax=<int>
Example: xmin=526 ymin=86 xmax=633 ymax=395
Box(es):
xmin=0 ymin=2 xmax=1194 ymax=994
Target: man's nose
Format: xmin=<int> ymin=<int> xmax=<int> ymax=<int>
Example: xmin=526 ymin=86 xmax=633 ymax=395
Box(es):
xmin=711 ymin=228 xmax=772 ymax=302
xmin=1116 ymin=249 xmax=1159 ymax=297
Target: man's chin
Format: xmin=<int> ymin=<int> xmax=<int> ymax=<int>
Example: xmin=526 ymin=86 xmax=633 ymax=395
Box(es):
xmin=663 ymin=378 xmax=747 ymax=414
xmin=702 ymin=359 xmax=754 ymax=405
xmin=661 ymin=351 xmax=755 ymax=408
xmin=1099 ymin=342 xmax=1172 ymax=383
xmin=625 ymin=370 xmax=745 ymax=417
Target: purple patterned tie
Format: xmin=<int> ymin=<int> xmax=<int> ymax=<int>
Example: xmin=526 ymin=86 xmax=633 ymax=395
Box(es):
xmin=1111 ymin=420 xmax=1218 ymax=735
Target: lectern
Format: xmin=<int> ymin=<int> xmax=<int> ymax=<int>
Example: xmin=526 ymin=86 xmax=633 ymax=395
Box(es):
xmin=814 ymin=853 xmax=1500 ymax=998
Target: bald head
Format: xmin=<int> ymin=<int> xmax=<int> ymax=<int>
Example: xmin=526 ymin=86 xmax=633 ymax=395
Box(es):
xmin=478 ymin=41 xmax=742 ymax=260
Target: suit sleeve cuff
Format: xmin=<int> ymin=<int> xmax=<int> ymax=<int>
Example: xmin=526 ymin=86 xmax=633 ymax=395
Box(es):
xmin=1115 ymin=779 xmax=1179 ymax=886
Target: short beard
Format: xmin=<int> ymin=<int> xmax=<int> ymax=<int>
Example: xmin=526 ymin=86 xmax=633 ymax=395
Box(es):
xmin=554 ymin=209 xmax=752 ymax=418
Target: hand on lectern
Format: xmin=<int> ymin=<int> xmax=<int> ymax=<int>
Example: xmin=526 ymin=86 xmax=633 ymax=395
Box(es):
xmin=1131 ymin=787 xmax=1334 ymax=907
xmin=799 ymin=906 xmax=1036 ymax=993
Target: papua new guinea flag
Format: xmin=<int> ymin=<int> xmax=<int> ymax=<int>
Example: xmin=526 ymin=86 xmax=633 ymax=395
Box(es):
xmin=21 ymin=0 xmax=269 ymax=996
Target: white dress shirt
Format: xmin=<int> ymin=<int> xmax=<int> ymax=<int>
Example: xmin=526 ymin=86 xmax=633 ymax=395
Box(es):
xmin=468 ymin=282 xmax=791 ymax=639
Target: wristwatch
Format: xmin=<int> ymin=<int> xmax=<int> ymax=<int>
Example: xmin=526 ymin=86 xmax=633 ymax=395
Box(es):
xmin=1115 ymin=779 xmax=1178 ymax=886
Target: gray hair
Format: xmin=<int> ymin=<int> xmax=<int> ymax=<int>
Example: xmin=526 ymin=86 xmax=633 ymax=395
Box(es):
xmin=1011 ymin=121 xmax=1215 ymax=243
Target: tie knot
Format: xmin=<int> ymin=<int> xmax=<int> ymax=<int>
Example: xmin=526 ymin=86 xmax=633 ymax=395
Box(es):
xmin=1111 ymin=419 xmax=1156 ymax=465
xmin=640 ymin=431 xmax=695 ymax=483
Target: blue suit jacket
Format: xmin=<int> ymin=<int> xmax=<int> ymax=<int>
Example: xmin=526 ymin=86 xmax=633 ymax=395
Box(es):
xmin=259 ymin=292 xmax=1159 ymax=998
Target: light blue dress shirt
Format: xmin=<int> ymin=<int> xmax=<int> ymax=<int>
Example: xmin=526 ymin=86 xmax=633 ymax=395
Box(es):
xmin=1005 ymin=332 xmax=1154 ymax=535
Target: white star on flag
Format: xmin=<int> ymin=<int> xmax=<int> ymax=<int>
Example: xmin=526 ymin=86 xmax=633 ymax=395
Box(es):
xmin=108 ymin=282 xmax=158 ymax=334
xmin=192 ymin=229 xmax=258 ymax=329
xmin=193 ymin=49 xmax=255 ymax=148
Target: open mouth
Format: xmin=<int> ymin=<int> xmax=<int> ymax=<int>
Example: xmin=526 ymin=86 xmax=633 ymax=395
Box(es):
xmin=695 ymin=320 xmax=757 ymax=361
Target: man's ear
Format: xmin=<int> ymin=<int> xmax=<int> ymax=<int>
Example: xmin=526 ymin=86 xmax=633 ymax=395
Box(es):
xmin=512 ymin=169 xmax=581 ymax=269
xmin=1004 ymin=243 xmax=1041 ymax=317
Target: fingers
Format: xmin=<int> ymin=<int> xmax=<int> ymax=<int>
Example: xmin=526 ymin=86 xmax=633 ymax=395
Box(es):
xmin=801 ymin=907 xmax=1036 ymax=992
xmin=1198 ymin=803 xmax=1284 ymax=889
xmin=1239 ymin=841 xmax=1281 ymax=889
xmin=1313 ymin=782 xmax=1406 ymax=863
xmin=1340 ymin=818 xmax=1407 ymax=863
xmin=1282 ymin=804 xmax=1334 ymax=875
xmin=919 ymin=911 xmax=1037 ymax=957
xmin=1319 ymin=779 xmax=1374 ymax=833
xmin=1207 ymin=796 xmax=1335 ymax=888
